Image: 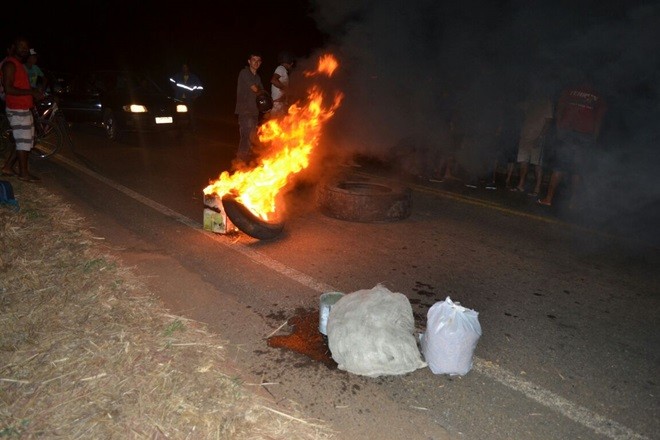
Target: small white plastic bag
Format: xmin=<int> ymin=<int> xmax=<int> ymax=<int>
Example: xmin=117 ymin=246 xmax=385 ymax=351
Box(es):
xmin=420 ymin=297 xmax=482 ymax=376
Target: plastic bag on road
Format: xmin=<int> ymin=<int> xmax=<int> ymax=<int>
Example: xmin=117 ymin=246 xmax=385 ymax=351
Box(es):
xmin=420 ymin=297 xmax=481 ymax=376
xmin=327 ymin=284 xmax=427 ymax=377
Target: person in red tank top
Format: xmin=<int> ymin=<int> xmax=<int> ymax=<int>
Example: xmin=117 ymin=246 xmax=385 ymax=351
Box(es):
xmin=1 ymin=36 xmax=44 ymax=182
xmin=538 ymin=76 xmax=607 ymax=208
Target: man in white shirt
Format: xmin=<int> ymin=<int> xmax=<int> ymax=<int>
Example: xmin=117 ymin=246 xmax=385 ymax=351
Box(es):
xmin=270 ymin=52 xmax=294 ymax=119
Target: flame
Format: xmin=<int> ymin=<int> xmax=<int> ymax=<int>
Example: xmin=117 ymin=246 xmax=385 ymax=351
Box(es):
xmin=304 ymin=54 xmax=339 ymax=78
xmin=203 ymin=54 xmax=343 ymax=221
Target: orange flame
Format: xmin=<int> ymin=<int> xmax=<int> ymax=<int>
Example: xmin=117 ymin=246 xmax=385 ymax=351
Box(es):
xmin=304 ymin=54 xmax=339 ymax=78
xmin=203 ymin=54 xmax=343 ymax=221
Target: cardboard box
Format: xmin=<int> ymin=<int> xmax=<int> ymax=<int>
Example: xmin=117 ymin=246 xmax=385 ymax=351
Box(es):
xmin=203 ymin=194 xmax=237 ymax=234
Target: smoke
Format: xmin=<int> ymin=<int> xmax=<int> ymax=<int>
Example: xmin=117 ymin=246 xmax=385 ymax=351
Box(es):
xmin=310 ymin=0 xmax=660 ymax=245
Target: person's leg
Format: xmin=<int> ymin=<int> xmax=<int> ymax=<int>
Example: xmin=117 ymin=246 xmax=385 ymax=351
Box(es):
xmin=1 ymin=147 xmax=17 ymax=175
xmin=247 ymin=115 xmax=260 ymax=151
xmin=237 ymin=114 xmax=253 ymax=162
xmin=505 ymin=162 xmax=514 ymax=188
xmin=532 ymin=164 xmax=543 ymax=195
xmin=16 ymin=150 xmax=31 ymax=179
xmin=7 ymin=109 xmax=37 ymax=180
xmin=516 ymin=161 xmax=528 ymax=191
xmin=528 ymin=141 xmax=544 ymax=196
xmin=539 ymin=170 xmax=562 ymax=205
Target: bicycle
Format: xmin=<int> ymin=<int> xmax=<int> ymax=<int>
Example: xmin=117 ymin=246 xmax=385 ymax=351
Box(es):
xmin=0 ymin=93 xmax=72 ymax=161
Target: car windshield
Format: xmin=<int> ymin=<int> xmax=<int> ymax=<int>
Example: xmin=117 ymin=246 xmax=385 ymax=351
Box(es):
xmin=115 ymin=73 xmax=162 ymax=95
xmin=71 ymin=71 xmax=163 ymax=95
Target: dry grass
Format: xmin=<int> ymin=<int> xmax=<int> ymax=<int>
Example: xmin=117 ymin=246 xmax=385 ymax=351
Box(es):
xmin=0 ymin=180 xmax=334 ymax=439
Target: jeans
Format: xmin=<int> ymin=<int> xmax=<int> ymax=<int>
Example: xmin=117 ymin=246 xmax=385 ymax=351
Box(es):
xmin=237 ymin=114 xmax=258 ymax=161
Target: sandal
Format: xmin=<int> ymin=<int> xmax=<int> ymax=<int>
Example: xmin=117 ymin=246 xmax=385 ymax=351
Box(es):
xmin=537 ymin=199 xmax=551 ymax=207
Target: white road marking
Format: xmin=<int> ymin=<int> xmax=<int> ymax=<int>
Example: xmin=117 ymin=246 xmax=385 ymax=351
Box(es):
xmin=53 ymin=155 xmax=651 ymax=440
xmin=474 ymin=360 xmax=649 ymax=440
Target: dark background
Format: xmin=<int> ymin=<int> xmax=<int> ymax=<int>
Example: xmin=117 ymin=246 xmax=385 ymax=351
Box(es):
xmin=2 ymin=0 xmax=328 ymax=115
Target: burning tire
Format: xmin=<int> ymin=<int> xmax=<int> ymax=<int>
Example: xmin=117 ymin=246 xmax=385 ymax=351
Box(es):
xmin=317 ymin=179 xmax=412 ymax=222
xmin=221 ymin=194 xmax=284 ymax=240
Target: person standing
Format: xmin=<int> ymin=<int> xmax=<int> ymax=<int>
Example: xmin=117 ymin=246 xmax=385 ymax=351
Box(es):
xmin=511 ymin=95 xmax=554 ymax=197
xmin=235 ymin=52 xmax=266 ymax=163
xmin=537 ymin=76 xmax=607 ymax=207
xmin=25 ymin=48 xmax=46 ymax=91
xmin=270 ymin=51 xmax=294 ymax=119
xmin=1 ymin=37 xmax=44 ymax=182
xmin=169 ymin=62 xmax=204 ymax=130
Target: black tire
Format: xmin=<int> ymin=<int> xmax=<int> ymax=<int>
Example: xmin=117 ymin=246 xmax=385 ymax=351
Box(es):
xmin=32 ymin=118 xmax=64 ymax=159
xmin=317 ymin=179 xmax=412 ymax=222
xmin=221 ymin=194 xmax=285 ymax=240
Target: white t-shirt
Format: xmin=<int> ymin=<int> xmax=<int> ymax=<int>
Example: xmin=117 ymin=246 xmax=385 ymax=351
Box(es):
xmin=271 ymin=65 xmax=289 ymax=102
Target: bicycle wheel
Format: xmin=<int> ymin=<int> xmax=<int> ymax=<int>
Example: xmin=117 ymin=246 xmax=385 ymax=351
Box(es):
xmin=32 ymin=117 xmax=64 ymax=159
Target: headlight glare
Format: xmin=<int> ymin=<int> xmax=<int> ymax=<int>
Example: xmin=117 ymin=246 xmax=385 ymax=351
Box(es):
xmin=123 ymin=104 xmax=147 ymax=113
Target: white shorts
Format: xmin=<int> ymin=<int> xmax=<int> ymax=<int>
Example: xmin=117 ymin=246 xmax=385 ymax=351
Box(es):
xmin=517 ymin=136 xmax=543 ymax=166
xmin=6 ymin=108 xmax=34 ymax=152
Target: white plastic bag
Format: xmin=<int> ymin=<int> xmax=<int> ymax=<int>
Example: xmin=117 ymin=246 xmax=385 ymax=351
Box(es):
xmin=327 ymin=284 xmax=427 ymax=377
xmin=420 ymin=297 xmax=482 ymax=376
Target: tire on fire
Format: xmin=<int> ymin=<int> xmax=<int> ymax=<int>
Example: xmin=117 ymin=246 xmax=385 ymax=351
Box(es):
xmin=222 ymin=194 xmax=284 ymax=240
xmin=317 ymin=179 xmax=412 ymax=222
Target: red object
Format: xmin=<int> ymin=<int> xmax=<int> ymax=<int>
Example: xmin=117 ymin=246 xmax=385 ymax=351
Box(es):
xmin=4 ymin=57 xmax=33 ymax=110
xmin=556 ymin=83 xmax=607 ymax=135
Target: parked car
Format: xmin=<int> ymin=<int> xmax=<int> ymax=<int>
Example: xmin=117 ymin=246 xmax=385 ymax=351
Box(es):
xmin=55 ymin=70 xmax=189 ymax=140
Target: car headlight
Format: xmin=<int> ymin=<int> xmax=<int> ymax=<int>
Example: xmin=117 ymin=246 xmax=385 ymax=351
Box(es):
xmin=123 ymin=104 xmax=147 ymax=113
xmin=177 ymin=104 xmax=188 ymax=113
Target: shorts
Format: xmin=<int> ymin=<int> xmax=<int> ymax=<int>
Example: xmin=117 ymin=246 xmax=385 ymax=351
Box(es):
xmin=517 ymin=136 xmax=543 ymax=165
xmin=6 ymin=108 xmax=34 ymax=152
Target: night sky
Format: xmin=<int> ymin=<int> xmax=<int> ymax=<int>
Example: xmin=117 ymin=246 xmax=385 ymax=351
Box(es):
xmin=2 ymin=1 xmax=326 ymax=87
xmin=4 ymin=0 xmax=660 ymax=240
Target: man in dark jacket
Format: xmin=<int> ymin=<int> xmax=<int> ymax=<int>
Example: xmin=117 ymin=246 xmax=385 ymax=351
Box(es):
xmin=169 ymin=62 xmax=203 ymax=130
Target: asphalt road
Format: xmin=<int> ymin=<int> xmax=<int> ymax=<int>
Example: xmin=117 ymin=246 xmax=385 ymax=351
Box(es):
xmin=27 ymin=117 xmax=660 ymax=440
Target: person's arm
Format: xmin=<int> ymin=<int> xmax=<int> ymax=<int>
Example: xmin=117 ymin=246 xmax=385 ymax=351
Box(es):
xmin=250 ymin=81 xmax=266 ymax=96
xmin=271 ymin=73 xmax=286 ymax=89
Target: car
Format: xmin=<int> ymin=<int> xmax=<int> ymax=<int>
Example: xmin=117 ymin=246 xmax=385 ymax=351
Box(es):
xmin=55 ymin=70 xmax=189 ymax=140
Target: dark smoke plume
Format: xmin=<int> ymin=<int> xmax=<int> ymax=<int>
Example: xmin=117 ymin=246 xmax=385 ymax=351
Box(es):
xmin=310 ymin=0 xmax=660 ymax=246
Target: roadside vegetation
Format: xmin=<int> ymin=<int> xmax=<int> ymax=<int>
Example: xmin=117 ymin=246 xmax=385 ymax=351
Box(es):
xmin=0 ymin=180 xmax=333 ymax=439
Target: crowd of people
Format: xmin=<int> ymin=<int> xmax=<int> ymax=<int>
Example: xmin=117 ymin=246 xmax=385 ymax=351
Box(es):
xmin=422 ymin=76 xmax=607 ymax=209
xmin=1 ymin=36 xmax=297 ymax=178
xmin=2 ymin=33 xmax=608 ymax=212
